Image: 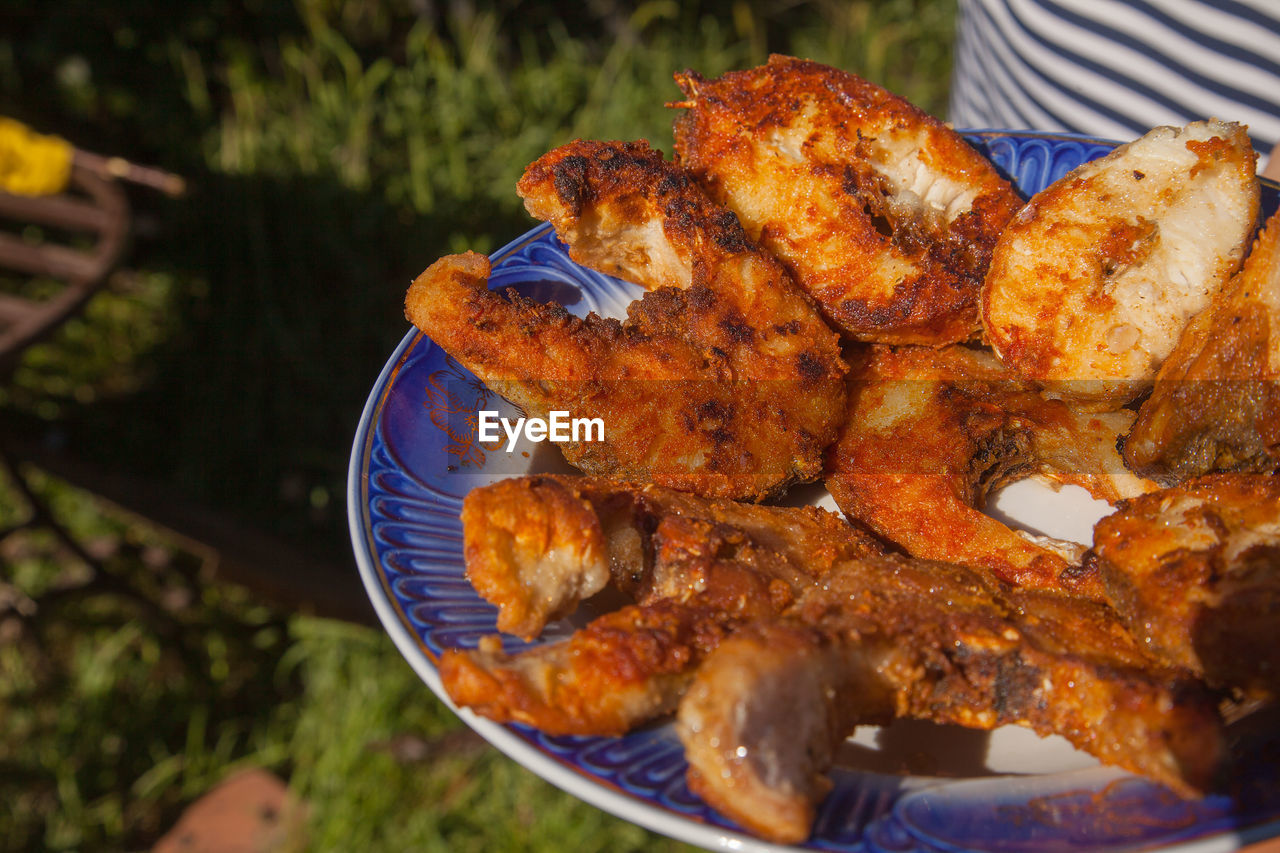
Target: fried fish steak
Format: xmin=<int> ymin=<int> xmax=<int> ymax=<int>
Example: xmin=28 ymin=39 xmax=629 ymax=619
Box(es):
xmin=680 ymin=556 xmax=1226 ymax=843
xmin=982 ymin=120 xmax=1260 ymax=408
xmin=1089 ymin=473 xmax=1280 ymax=697
xmin=1124 ymin=208 xmax=1280 ymax=480
xmin=670 ymin=54 xmax=1022 ymax=345
xmin=825 ymin=343 xmax=1155 ymax=597
xmin=406 ymin=141 xmax=847 ymax=501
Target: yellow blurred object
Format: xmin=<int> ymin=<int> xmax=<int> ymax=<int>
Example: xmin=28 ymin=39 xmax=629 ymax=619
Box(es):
xmin=0 ymin=117 xmax=74 ymax=196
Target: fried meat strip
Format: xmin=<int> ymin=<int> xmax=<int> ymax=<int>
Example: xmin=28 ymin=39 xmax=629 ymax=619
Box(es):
xmin=680 ymin=556 xmax=1225 ymax=843
xmin=1089 ymin=474 xmax=1280 ymax=697
xmin=407 ymin=142 xmax=846 ymax=500
xmin=671 ymin=55 xmax=1022 ymax=345
xmin=1124 ymin=208 xmax=1280 ymax=480
xmin=825 ymin=344 xmax=1154 ymax=597
xmin=982 ymin=120 xmax=1259 ymax=408
xmin=442 ymin=475 xmax=1224 ymax=840
xmin=438 ymin=599 xmax=747 ymax=736
xmin=459 ymin=474 xmax=882 ymax=640
xmin=440 ymin=474 xmax=883 ymax=733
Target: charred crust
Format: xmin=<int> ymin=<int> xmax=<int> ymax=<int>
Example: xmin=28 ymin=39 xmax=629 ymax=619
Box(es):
xmin=709 ymin=210 xmax=752 ymax=253
xmin=551 ymin=155 xmax=592 ymax=217
xmin=796 ymin=351 xmax=827 ymax=382
xmin=656 ymin=170 xmax=692 ymax=197
xmin=707 ymin=427 xmax=734 ymax=445
xmin=718 ymin=313 xmax=755 ymax=343
xmin=696 ymin=399 xmax=731 ymax=423
xmin=663 ymin=197 xmax=700 ymax=240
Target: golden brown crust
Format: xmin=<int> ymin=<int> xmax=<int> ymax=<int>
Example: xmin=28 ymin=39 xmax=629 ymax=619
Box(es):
xmin=457 ymin=473 xmax=883 ymax=639
xmin=437 ymin=600 xmax=743 ymax=736
xmin=404 ymin=60 xmax=1275 ymax=843
xmin=671 ymin=54 xmax=1022 ymax=345
xmin=680 ymin=573 xmax=1224 ymax=844
xmin=442 ymin=475 xmax=1224 ymax=810
xmin=824 ymin=343 xmax=1155 ymax=596
xmin=1090 ymin=473 xmax=1280 ymax=697
xmin=794 ymin=556 xmax=1223 ymax=796
xmin=407 ymin=141 xmax=847 ymax=501
xmin=982 ymin=121 xmax=1260 ymax=408
xmin=441 ymin=473 xmax=878 ymax=736
xmin=461 ymin=477 xmax=611 ymax=640
xmin=1124 ymin=209 xmax=1280 ymax=480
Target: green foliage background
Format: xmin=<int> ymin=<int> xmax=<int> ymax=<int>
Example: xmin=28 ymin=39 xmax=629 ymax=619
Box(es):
xmin=0 ymin=1 xmax=957 ymax=849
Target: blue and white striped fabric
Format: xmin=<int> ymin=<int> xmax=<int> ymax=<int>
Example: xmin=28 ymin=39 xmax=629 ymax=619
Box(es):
xmin=948 ymin=0 xmax=1280 ymax=157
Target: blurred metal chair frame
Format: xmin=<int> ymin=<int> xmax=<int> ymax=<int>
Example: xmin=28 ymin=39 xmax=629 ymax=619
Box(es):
xmin=0 ymin=156 xmax=372 ymax=624
xmin=0 ymin=163 xmax=144 ymax=620
xmin=0 ymin=164 xmax=130 ymax=373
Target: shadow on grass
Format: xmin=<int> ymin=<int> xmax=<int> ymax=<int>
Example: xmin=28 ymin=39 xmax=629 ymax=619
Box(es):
xmin=36 ymin=168 xmax=534 ymax=563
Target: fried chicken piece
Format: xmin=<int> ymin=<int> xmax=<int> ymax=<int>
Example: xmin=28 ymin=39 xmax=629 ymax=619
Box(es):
xmin=982 ymin=120 xmax=1259 ymax=409
xmin=1124 ymin=209 xmax=1280 ymax=480
xmin=670 ymin=55 xmax=1022 ymax=345
xmin=825 ymin=344 xmax=1155 ymax=597
xmin=406 ymin=142 xmax=847 ymax=500
xmin=680 ymin=557 xmax=1225 ymax=843
xmin=1089 ymin=474 xmax=1280 ymax=697
xmin=459 ymin=474 xmax=882 ymax=640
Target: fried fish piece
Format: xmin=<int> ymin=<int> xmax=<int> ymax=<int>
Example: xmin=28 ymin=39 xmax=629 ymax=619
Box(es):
xmin=1089 ymin=473 xmax=1280 ymax=698
xmin=681 ymin=555 xmax=1225 ymax=843
xmin=406 ymin=141 xmax=847 ymax=501
xmin=1124 ymin=208 xmax=1280 ymax=480
xmin=982 ymin=120 xmax=1260 ymax=408
xmin=670 ymin=54 xmax=1022 ymax=345
xmin=677 ymin=621 xmax=893 ymax=843
xmin=825 ymin=343 xmax=1155 ymax=598
xmin=459 ymin=474 xmax=881 ymax=640
xmin=438 ymin=598 xmax=746 ymax=736
xmin=441 ymin=476 xmax=1223 ymax=841
xmin=441 ymin=475 xmax=882 ymax=734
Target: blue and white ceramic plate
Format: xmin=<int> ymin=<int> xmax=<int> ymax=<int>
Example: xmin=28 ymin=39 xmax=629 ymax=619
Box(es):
xmin=348 ymin=131 xmax=1280 ymax=852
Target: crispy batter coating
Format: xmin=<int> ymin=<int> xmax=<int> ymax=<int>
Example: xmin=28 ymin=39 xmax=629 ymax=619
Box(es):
xmin=406 ymin=141 xmax=847 ymax=500
xmin=680 ymin=552 xmax=1224 ymax=844
xmin=438 ymin=599 xmax=745 ymax=736
xmin=1090 ymin=473 xmax=1280 ymax=698
xmin=439 ymin=475 xmax=1224 ymax=842
xmin=825 ymin=344 xmax=1155 ymax=597
xmin=441 ymin=474 xmax=882 ymax=734
xmin=982 ymin=121 xmax=1260 ymax=408
xmin=1125 ymin=209 xmax=1280 ymax=480
xmin=458 ymin=474 xmax=882 ymax=640
xmin=403 ymin=58 xmax=1279 ymax=844
xmin=671 ymin=54 xmax=1022 ymax=345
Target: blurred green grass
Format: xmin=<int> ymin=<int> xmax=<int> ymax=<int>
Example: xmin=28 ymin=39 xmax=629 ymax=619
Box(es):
xmin=0 ymin=1 xmax=957 ymax=849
